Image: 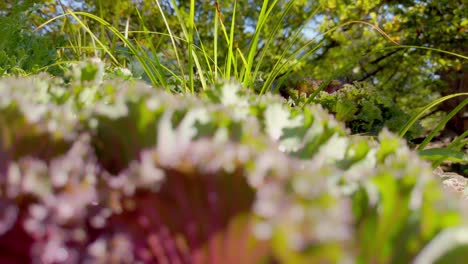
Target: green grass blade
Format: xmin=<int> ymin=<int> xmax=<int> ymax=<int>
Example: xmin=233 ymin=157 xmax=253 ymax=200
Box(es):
xmin=215 ymin=1 xmax=230 ymax=44
xmin=133 ymin=40 xmax=168 ymax=88
xmin=378 ymin=45 xmax=468 ymax=60
xmin=418 ymin=148 xmax=468 ymax=164
xmin=236 ymin=47 xmax=248 ymax=70
xmin=37 ymin=9 xmax=172 ymax=90
xmin=448 ymin=131 xmax=468 ymax=151
xmin=260 ymin=39 xmax=324 ymax=95
xmin=127 ymin=29 xmax=216 ymax=87
xmin=169 ymin=0 xmax=209 ymax=92
xmin=154 ymin=0 xmax=187 ymax=91
xmin=75 ymin=12 xmax=167 ymax=90
xmin=214 ymin=1 xmax=238 ymax=78
xmin=189 ymin=0 xmax=196 ymax=91
xmin=189 ymin=9 xmax=208 ymax=90
xmin=225 ymin=0 xmax=237 ymax=79
xmin=35 ymin=13 xmax=69 ymax=32
xmin=26 ymin=60 xmax=81 ymax=75
xmin=62 ymin=8 xmax=119 ymax=65
xmin=242 ymin=0 xmax=275 ymax=85
xmin=432 ymin=130 xmax=468 ymax=168
xmin=260 ymin=20 xmax=394 ymax=95
xmin=417 ymin=98 xmax=468 ymax=150
xmin=193 ymin=26 xmax=215 ymax=85
xmin=169 ymin=0 xmax=193 ymax=92
xmin=214 ymin=5 xmax=219 ymax=82
xmin=134 ymin=9 xmax=169 ymax=89
xmin=252 ymin=2 xmax=321 ymax=89
xmin=399 ymin=93 xmax=468 ymax=138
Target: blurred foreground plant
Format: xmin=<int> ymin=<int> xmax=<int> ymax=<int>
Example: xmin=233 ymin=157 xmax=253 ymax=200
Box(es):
xmin=0 ymin=62 xmax=467 ymax=263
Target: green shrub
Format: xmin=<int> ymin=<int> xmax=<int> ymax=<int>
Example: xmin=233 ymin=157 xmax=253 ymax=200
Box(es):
xmin=283 ymin=80 xmax=423 ymax=139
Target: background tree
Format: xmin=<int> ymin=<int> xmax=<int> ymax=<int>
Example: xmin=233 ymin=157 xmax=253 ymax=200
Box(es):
xmin=302 ymin=0 xmax=467 ymax=133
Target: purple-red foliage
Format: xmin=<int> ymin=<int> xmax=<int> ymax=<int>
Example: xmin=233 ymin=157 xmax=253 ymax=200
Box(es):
xmin=0 ymin=135 xmax=269 ymax=263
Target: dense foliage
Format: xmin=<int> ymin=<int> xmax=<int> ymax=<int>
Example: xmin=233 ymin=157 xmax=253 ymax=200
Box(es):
xmin=278 ymin=79 xmax=423 ymax=138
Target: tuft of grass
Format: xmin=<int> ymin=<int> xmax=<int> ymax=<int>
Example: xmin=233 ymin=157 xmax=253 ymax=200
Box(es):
xmin=35 ymin=0 xmax=467 ymax=146
xmin=40 ymin=2 xmax=399 ymax=95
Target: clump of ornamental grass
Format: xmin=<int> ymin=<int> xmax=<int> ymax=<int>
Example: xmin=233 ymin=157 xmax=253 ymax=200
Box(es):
xmin=37 ymin=1 xmax=413 ymax=95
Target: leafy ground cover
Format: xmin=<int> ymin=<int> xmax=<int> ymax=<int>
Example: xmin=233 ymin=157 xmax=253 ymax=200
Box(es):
xmin=0 ymin=0 xmax=467 ymax=263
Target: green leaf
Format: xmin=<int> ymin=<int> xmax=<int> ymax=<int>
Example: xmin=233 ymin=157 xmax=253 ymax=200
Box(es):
xmin=418 ymin=148 xmax=468 ymax=164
